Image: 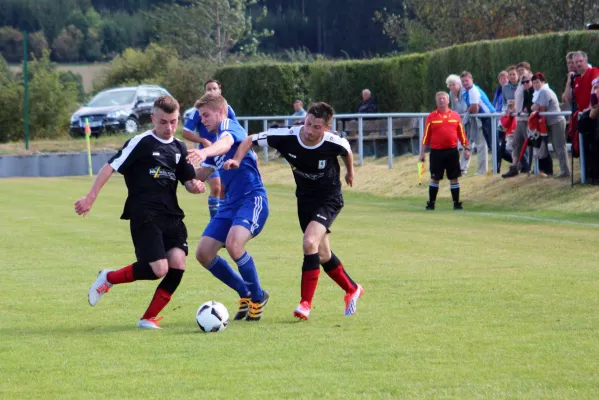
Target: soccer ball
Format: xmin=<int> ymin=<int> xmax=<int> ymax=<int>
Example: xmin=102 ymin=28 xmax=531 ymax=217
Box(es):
xmin=196 ymin=301 xmax=229 ymax=332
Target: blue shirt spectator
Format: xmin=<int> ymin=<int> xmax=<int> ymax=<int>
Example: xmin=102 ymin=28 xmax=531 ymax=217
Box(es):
xmin=287 ymin=99 xmax=307 ymax=126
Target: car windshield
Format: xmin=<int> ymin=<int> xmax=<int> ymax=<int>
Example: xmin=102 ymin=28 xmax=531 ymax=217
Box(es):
xmin=87 ymin=90 xmax=136 ymax=107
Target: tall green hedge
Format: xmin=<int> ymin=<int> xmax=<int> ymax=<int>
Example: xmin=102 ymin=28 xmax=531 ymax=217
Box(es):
xmin=216 ymin=31 xmax=599 ymax=116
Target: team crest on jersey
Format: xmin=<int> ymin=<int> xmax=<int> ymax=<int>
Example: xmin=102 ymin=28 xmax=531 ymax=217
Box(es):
xmin=175 ymin=153 xmax=181 ymax=164
xmin=318 ymin=160 xmax=326 ymax=169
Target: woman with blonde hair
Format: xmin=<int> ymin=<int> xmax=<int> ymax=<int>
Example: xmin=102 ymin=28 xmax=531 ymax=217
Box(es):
xmin=446 ymin=75 xmax=470 ymax=174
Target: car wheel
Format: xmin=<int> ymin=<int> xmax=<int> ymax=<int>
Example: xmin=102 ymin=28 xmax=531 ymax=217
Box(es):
xmin=125 ymin=117 xmax=140 ymax=134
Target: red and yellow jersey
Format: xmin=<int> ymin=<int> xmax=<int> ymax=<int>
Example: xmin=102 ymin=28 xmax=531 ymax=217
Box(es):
xmin=422 ymin=109 xmax=468 ymax=150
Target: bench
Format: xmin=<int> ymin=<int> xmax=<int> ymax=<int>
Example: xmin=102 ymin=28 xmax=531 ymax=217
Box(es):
xmin=338 ymin=118 xmax=421 ymax=157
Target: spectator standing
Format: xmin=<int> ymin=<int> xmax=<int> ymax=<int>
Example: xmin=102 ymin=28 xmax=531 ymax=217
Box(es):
xmin=532 ymin=72 xmax=570 ymax=178
xmin=502 ymin=65 xmax=520 ymax=104
xmin=493 ymin=70 xmax=512 ymax=172
xmin=446 ymin=74 xmax=470 ymax=174
xmin=461 ymin=71 xmax=496 ymax=171
xmin=460 ymin=71 xmax=492 ymax=174
xmin=356 ymin=89 xmax=378 ymax=113
xmin=503 ymin=73 xmax=535 ymax=178
xmin=287 ymin=99 xmax=307 ymax=126
xmin=573 ymin=51 xmax=599 ymax=112
xmin=561 ymin=52 xmax=578 ymax=108
xmin=493 ymin=71 xmax=509 ymax=112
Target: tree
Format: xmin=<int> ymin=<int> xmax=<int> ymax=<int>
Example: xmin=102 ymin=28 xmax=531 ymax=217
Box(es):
xmin=144 ymin=0 xmax=266 ymax=64
xmin=376 ymin=0 xmax=599 ymax=51
xmin=51 ymin=25 xmax=85 ymax=62
xmin=29 ymin=31 xmax=49 ymax=59
xmin=0 ymin=27 xmax=23 ymax=62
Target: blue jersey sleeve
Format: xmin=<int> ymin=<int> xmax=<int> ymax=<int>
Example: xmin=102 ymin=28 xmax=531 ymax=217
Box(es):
xmin=184 ymin=109 xmax=201 ymax=132
xmin=227 ymin=105 xmax=237 ymax=122
xmin=218 ymin=118 xmax=246 ymax=143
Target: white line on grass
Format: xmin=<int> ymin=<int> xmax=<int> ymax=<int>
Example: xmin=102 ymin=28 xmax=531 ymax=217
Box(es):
xmin=266 ymin=188 xmax=599 ymax=229
xmin=366 ymin=200 xmax=599 ymax=228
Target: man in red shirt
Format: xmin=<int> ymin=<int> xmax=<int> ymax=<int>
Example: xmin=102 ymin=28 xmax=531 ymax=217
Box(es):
xmin=418 ymin=92 xmax=470 ymax=210
xmin=573 ymin=51 xmax=599 ymax=111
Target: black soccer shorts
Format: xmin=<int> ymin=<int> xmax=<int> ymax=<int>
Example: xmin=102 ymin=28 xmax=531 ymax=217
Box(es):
xmin=297 ymin=195 xmax=344 ymax=233
xmin=430 ymin=148 xmax=461 ymax=180
xmin=129 ymin=215 xmax=189 ymax=263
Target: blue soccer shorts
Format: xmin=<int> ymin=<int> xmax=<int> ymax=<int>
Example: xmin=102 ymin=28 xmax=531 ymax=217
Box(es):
xmin=202 ymin=193 xmax=269 ymax=243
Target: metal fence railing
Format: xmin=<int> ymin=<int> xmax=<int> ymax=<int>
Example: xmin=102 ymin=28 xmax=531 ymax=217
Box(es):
xmin=237 ymin=111 xmax=578 ymax=178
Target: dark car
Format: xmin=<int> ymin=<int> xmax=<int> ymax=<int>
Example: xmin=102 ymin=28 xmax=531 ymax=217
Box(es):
xmin=69 ymin=85 xmax=172 ymax=137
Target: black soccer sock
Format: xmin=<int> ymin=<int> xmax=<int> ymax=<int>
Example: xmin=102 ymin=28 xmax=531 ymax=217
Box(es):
xmin=429 ymin=182 xmax=439 ymax=203
xmin=450 ymin=183 xmax=460 ymax=202
xmin=141 ymin=269 xmax=184 ymax=320
xmin=132 ymin=261 xmax=159 ymax=281
xmin=157 ymin=268 xmax=185 ymax=294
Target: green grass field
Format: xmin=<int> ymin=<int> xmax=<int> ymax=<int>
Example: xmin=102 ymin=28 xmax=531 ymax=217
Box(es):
xmin=2 ymin=176 xmax=599 ymax=399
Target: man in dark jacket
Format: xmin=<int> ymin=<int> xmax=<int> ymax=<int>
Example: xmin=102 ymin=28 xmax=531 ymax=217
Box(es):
xmin=356 ymin=89 xmax=378 ymax=113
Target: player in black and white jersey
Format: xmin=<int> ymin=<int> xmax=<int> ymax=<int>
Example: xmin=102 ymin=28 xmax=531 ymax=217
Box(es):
xmin=74 ymin=96 xmax=206 ymax=329
xmin=224 ymin=102 xmax=364 ymax=320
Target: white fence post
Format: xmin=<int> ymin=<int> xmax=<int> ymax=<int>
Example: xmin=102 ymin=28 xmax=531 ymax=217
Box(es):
xmin=263 ymin=120 xmax=268 ymax=163
xmin=580 ymin=133 xmax=586 ymax=184
xmin=358 ymin=117 xmax=364 ymax=166
xmin=418 ymin=117 xmax=424 ymax=155
xmin=387 ymin=117 xmax=393 ymax=169
xmin=491 ymin=116 xmax=498 ymax=175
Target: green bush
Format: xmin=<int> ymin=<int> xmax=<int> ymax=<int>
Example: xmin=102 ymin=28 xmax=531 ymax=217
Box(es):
xmin=217 ymin=30 xmax=599 ymax=114
xmin=27 ymin=52 xmax=79 ymax=139
xmin=215 ymin=63 xmax=309 ymax=116
xmin=0 ymin=51 xmax=78 ymax=143
xmin=95 ymin=44 xmax=216 ymax=109
xmin=0 ymin=80 xmax=24 ymax=143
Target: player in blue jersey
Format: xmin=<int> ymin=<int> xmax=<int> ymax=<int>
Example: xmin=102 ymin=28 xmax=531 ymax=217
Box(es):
xmin=186 ymin=92 xmax=269 ymax=321
xmin=182 ymin=80 xmax=237 ymax=219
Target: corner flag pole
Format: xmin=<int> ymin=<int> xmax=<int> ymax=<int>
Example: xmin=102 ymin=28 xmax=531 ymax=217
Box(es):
xmin=84 ymin=118 xmax=92 ymax=176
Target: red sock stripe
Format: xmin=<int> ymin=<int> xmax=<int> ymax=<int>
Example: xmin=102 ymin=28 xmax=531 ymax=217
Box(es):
xmin=326 ymin=265 xmax=357 ymax=293
xmin=300 ymin=269 xmax=320 ymax=305
xmin=106 ymin=264 xmax=135 ymax=285
xmin=142 ymin=288 xmax=172 ymax=320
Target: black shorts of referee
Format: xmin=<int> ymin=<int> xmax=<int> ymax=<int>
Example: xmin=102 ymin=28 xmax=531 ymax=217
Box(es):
xmin=430 ymin=147 xmax=460 ymax=181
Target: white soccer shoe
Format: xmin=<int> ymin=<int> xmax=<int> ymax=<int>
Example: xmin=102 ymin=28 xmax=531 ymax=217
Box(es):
xmin=293 ymin=301 xmax=311 ymax=321
xmin=137 ymin=317 xmax=163 ymax=329
xmin=88 ymin=269 xmax=113 ymax=306
xmin=344 ymin=284 xmax=364 ymax=316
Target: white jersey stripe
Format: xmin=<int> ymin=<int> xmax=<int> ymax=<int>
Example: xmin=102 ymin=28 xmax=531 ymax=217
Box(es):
xmin=250 ymin=196 xmax=263 ymax=234
xmin=109 ymin=131 xmax=153 ymax=171
xmin=254 ymin=127 xmax=296 ymax=147
xmin=324 ymin=131 xmax=351 ymax=154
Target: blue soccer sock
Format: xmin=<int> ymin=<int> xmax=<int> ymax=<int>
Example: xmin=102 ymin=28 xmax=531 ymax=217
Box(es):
xmin=208 ymin=196 xmax=220 ymax=219
xmin=207 ymin=256 xmax=250 ymax=298
xmin=235 ymin=252 xmax=264 ymax=302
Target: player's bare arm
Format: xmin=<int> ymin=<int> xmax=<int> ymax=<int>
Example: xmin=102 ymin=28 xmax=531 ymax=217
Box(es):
xmin=74 ymin=163 xmax=115 ymax=216
xmin=182 ymin=129 xmax=212 ymax=147
xmin=224 ymin=135 xmax=256 ymax=170
xmin=194 ymin=166 xmax=216 ymax=182
xmin=187 ymin=134 xmax=234 ymax=165
xmin=340 ymin=152 xmax=354 ymax=187
xmin=184 ymin=179 xmax=207 ymax=194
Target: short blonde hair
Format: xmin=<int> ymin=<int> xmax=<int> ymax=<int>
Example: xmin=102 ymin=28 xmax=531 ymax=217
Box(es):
xmin=498 ymin=70 xmax=508 ymax=80
xmin=195 ymin=92 xmax=228 ymax=111
xmin=445 ymin=74 xmax=461 ymax=87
